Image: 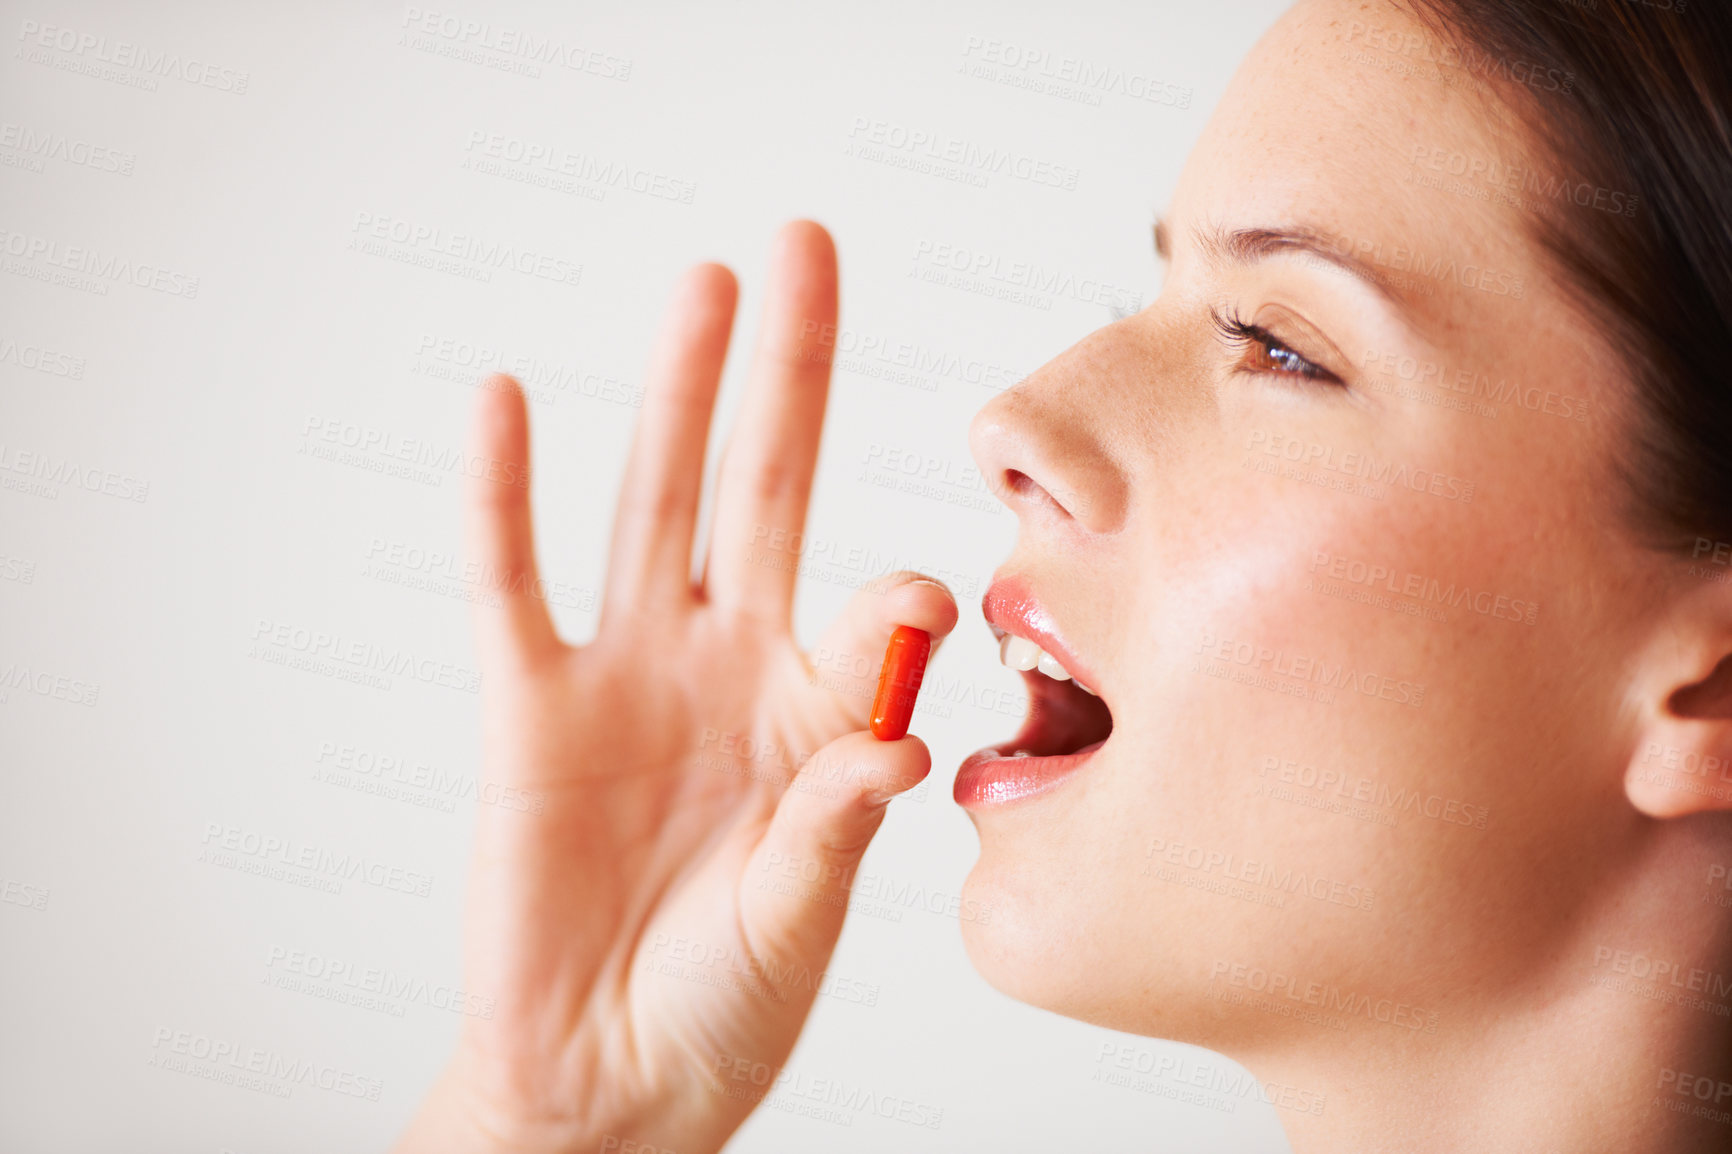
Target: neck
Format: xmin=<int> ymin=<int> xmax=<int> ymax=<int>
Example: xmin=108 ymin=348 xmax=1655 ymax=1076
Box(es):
xmin=1246 ymin=873 xmax=1732 ymax=1151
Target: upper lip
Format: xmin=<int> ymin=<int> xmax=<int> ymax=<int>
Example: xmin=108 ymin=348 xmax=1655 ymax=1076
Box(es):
xmin=982 ymin=575 xmax=1104 ymax=697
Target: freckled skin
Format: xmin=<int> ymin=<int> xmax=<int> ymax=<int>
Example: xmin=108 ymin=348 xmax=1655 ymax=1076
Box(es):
xmin=396 ymin=3 xmax=1732 ymax=1150
xmin=961 ymin=1 xmax=1732 ymax=1150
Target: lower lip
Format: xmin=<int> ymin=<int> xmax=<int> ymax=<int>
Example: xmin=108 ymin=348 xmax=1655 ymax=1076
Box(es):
xmin=953 ymin=740 xmax=1106 ymax=809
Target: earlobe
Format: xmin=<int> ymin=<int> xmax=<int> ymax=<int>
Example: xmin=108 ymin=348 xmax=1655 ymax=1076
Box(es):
xmin=1625 ymin=653 xmax=1732 ymax=819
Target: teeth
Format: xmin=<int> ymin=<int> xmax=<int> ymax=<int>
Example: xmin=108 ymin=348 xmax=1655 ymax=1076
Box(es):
xmin=999 ymin=633 xmax=1041 ymax=672
xmin=998 ymin=631 xmax=1098 ymax=696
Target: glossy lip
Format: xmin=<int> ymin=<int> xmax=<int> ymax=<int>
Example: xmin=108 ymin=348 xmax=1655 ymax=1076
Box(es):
xmin=955 ymin=576 xmax=1111 ymax=811
xmin=980 ymin=575 xmax=1104 ymax=694
xmin=954 ymin=740 xmax=1106 ymax=809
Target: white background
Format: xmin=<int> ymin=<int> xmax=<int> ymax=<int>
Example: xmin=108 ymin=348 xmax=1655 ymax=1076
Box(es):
xmin=0 ymin=1 xmax=1296 ymax=1149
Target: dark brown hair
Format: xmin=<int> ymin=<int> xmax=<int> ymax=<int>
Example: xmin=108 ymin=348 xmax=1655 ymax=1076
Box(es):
xmin=1403 ymin=0 xmax=1732 ymax=554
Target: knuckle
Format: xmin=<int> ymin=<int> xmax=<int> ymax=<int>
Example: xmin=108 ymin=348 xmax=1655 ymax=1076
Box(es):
xmin=811 ymin=819 xmax=877 ymax=865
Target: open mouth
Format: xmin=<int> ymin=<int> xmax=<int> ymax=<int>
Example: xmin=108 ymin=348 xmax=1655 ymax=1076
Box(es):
xmin=954 ymin=613 xmax=1115 ymax=809
xmin=992 ymin=628 xmax=1114 ymax=757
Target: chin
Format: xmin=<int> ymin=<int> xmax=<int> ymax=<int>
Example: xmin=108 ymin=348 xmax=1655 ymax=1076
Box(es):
xmin=958 ymin=831 xmax=1245 ymax=1046
xmin=957 ymin=847 xmax=1132 ymax=1029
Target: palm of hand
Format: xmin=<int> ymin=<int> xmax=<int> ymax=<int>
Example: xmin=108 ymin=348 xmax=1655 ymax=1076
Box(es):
xmin=398 ymin=222 xmax=958 ymax=1154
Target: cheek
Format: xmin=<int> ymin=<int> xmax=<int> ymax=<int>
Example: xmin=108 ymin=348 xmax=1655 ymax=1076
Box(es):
xmin=1121 ymin=442 xmax=1607 ymax=969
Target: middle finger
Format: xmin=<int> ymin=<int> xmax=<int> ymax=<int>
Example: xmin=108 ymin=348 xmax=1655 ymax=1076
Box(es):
xmin=703 ymin=220 xmax=840 ymax=626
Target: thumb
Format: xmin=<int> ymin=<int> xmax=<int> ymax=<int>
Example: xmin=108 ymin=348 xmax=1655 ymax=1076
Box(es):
xmin=737 ymin=729 xmax=930 ymax=975
xmin=801 ymin=572 xmax=960 ymax=728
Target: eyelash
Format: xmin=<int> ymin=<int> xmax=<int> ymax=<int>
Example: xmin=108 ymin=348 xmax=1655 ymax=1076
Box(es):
xmin=1209 ymin=306 xmax=1342 ymax=385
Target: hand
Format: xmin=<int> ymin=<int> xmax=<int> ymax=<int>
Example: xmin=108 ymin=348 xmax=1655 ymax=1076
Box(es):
xmin=394 ymin=221 xmax=959 ymax=1154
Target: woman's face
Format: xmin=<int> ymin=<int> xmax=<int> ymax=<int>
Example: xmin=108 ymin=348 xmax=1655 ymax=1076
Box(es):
xmin=958 ymin=0 xmax=1658 ymax=1053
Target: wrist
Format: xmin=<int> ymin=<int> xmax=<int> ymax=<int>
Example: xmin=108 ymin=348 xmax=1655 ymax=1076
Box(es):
xmin=394 ymin=1049 xmax=596 ymax=1154
xmin=396 ymin=1042 xmax=729 ymax=1154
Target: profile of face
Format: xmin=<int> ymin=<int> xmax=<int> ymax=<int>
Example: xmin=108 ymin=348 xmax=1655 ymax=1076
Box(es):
xmin=957 ymin=0 xmax=1725 ymax=1094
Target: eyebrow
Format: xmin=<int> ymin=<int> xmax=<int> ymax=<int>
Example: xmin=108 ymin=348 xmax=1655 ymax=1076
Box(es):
xmin=1154 ymin=216 xmax=1409 ymax=312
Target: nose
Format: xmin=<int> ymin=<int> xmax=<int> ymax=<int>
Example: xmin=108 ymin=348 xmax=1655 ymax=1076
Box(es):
xmin=968 ymin=325 xmax=1134 ymax=535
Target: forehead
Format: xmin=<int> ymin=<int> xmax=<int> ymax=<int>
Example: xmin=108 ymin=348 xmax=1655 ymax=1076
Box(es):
xmin=1172 ymin=0 xmax=1541 ymax=334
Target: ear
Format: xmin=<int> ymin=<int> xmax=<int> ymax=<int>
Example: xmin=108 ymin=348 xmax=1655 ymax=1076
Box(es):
xmin=1625 ymin=582 xmax=1732 ymax=818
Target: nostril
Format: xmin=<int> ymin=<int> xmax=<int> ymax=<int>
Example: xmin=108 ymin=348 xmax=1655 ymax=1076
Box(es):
xmin=998 ymin=468 xmax=1072 ymax=518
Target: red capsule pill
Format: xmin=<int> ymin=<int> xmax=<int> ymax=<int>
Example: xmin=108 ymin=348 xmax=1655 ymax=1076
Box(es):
xmin=869 ymin=625 xmax=931 ymax=741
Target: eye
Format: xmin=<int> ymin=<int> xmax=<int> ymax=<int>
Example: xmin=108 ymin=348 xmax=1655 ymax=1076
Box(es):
xmin=1210 ymin=306 xmax=1343 ymax=386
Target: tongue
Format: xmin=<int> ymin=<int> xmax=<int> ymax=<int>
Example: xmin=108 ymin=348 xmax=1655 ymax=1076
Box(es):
xmin=1009 ymin=672 xmax=1113 ymax=756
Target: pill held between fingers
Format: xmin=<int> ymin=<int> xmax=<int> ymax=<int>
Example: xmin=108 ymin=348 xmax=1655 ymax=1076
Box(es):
xmin=869 ymin=625 xmax=931 ymax=741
